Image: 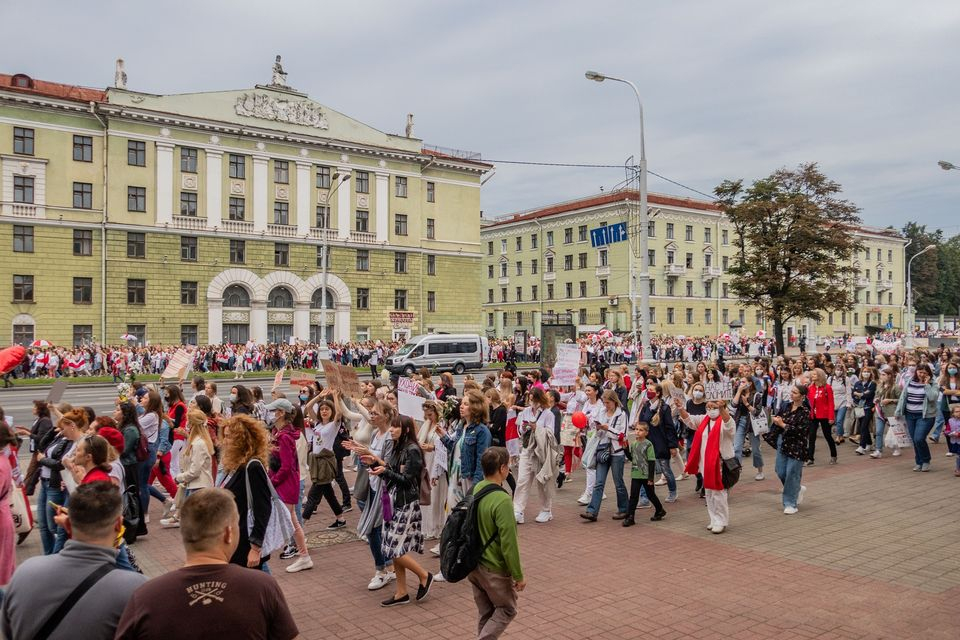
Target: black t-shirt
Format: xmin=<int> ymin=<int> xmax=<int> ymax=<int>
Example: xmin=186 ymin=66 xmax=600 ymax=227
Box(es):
xmin=115 ymin=563 xmax=298 ymax=640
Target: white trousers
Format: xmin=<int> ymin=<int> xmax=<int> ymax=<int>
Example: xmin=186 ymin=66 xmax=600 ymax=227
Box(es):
xmin=512 ymin=452 xmax=555 ymax=514
xmin=583 ymin=467 xmax=597 ymax=497
xmin=169 ymin=439 xmax=186 ymax=478
xmin=705 ymin=488 xmax=729 ymax=527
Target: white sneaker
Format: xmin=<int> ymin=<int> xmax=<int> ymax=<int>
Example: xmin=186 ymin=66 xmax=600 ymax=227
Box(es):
xmin=144 ymin=514 xmax=150 ymax=524
xmin=892 ymin=448 xmax=901 ymax=457
xmin=754 ymin=472 xmax=765 ymax=481
xmin=429 ymin=544 xmax=440 ymax=557
xmin=577 ymin=493 xmax=590 ymax=505
xmin=679 ymin=472 xmax=689 ymax=481
xmin=285 ymin=555 xmax=314 ymax=573
xmin=783 ymin=506 xmax=798 ymax=515
xmin=798 ymin=485 xmax=807 ymax=506
xmin=869 ymin=450 xmax=882 ymax=459
xmin=514 ymin=512 xmax=524 ymax=524
xmin=161 ymin=499 xmax=176 ymax=519
xmin=707 ymin=522 xmax=714 ymax=530
xmin=655 ymin=475 xmax=667 ymax=486
xmin=710 ymin=524 xmax=725 ymax=534
xmin=159 ymin=517 xmax=180 ymax=528
xmin=946 ymin=452 xmax=954 ymax=457
xmin=855 ymin=447 xmax=866 ymax=455
xmin=535 ymin=510 xmax=553 ymax=523
xmin=433 ymin=573 xmax=446 ymax=583
xmin=367 ymin=571 xmax=390 ymax=590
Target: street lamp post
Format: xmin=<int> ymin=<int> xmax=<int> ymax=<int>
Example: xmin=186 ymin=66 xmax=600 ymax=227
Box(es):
xmin=318 ymin=172 xmax=351 ymax=359
xmin=905 ymin=243 xmax=936 ymax=347
xmin=585 ymin=70 xmax=650 ymax=357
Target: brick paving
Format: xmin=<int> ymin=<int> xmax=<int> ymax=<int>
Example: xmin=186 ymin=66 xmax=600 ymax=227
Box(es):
xmin=16 ymin=440 xmax=960 ymax=639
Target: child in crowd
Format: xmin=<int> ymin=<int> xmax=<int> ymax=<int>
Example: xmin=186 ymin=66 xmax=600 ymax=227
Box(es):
xmin=945 ymin=404 xmax=960 ymax=477
xmin=623 ymin=422 xmax=665 ymax=526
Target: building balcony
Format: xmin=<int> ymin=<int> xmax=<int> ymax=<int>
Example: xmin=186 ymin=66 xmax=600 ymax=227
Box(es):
xmin=543 ymin=271 xmax=556 ymax=282
xmin=309 ymin=227 xmax=339 ymax=242
xmin=498 ymin=276 xmax=510 ymax=286
xmin=855 ymin=277 xmax=869 ymax=289
xmin=221 ymin=219 xmax=254 ymax=234
xmin=5 ymin=202 xmax=39 ymax=218
xmin=172 ymin=215 xmax=206 ymax=230
xmin=595 ymin=265 xmax=611 ymax=277
xmin=702 ymin=266 xmax=722 ymax=279
xmin=350 ymin=230 xmax=377 ymax=244
xmin=877 ymin=279 xmax=893 ymax=291
xmin=665 ymin=264 xmax=687 ymax=278
xmin=267 ymin=223 xmax=298 ymax=238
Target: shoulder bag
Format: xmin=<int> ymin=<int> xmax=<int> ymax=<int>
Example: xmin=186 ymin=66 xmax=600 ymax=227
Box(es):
xmin=244 ymin=459 xmax=294 ymax=558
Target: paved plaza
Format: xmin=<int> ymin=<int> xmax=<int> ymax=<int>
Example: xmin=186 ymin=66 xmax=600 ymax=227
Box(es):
xmin=17 ymin=441 xmax=959 ymax=640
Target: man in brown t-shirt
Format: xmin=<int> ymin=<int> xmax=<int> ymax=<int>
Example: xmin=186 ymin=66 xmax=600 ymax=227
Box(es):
xmin=115 ymin=488 xmax=299 ymax=640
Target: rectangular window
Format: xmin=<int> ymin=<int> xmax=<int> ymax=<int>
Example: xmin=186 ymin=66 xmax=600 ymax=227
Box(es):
xmin=488 ymin=313 xmax=494 ymax=326
xmin=73 ymin=182 xmax=93 ymax=209
xmin=394 ymin=289 xmax=407 ymax=310
xmin=13 ymin=176 xmax=34 ymax=203
xmin=705 ymin=308 xmax=712 ymax=324
xmin=599 ymin=249 xmax=608 ymax=267
xmin=73 ymin=230 xmax=92 ymax=256
xmin=722 ymin=309 xmax=729 ymax=324
xmin=755 ymin=310 xmax=763 ymax=325
xmin=13 ymin=127 xmax=34 ymax=155
xmin=546 ymin=231 xmax=554 ymax=247
xmin=546 ymin=255 xmax=554 ymax=272
xmin=705 ymin=228 xmax=712 ymax=243
xmin=356 ymin=287 xmax=370 ymax=309
xmin=501 ymin=239 xmax=507 ymax=254
xmin=647 ymin=249 xmax=656 ymax=267
xmin=600 ymin=279 xmax=608 ymax=296
xmin=73 ymin=325 xmax=93 ymax=346
xmin=127 ymin=279 xmax=145 ymax=304
xmin=578 ymin=225 xmax=588 ymax=242
xmin=516 ymin=311 xmax=524 ymax=326
xmin=127 ymin=140 xmax=146 ymax=166
xmin=395 ymin=176 xmax=407 ymax=198
xmin=531 ymin=285 xmax=538 ymax=301
xmin=127 ymin=186 xmax=146 ymax=212
xmin=531 ymin=259 xmax=538 ymax=274
xmin=578 ymin=309 xmax=587 ymax=324
xmin=516 ymin=286 xmax=523 ymax=302
xmin=666 ymin=280 xmax=675 ymax=296
xmin=722 ymin=255 xmax=729 ymax=270
xmin=667 ymin=251 xmax=675 ymax=265
xmin=13 ymin=225 xmax=33 ymax=253
xmin=230 ymin=239 xmax=245 ymax=264
xmin=274 ymin=243 xmax=289 ymax=267
xmin=866 ymin=291 xmax=871 ymax=304
xmin=565 ymin=282 xmax=573 ymax=298
xmin=180 ymin=147 xmax=198 ymax=173
xmin=126 ymin=325 xmax=145 ymax=343
xmin=564 ymin=255 xmax=573 ymax=270
xmin=686 ymin=308 xmax=694 ymax=324
xmin=547 ymin=283 xmax=554 ymax=300
xmin=395 ymin=252 xmax=407 ymax=273
xmin=356 ymin=171 xmax=369 ymax=194
xmin=564 ymin=228 xmax=573 ymax=244
xmin=487 ymin=241 xmax=494 ymax=256
xmin=888 ymin=249 xmax=893 ymax=262
xmin=229 ymin=197 xmax=246 ymax=221
xmin=499 ymin=262 xmax=508 ymax=278
xmin=126 ymin=232 xmax=145 ymax=258
xmin=531 ymin=233 xmax=538 ymax=249
xmin=685 ymin=225 xmax=694 ymax=242
xmin=647 ymin=221 xmax=656 ymax=237
xmin=666 ymin=223 xmax=675 ymax=240
xmin=426 ymin=181 xmax=435 ymax=202
xmin=487 ymin=289 xmax=494 ymax=303
xmin=427 ymin=291 xmax=436 ymax=312
xmin=355 ymin=210 xmax=369 ymax=232
xmin=667 ymin=307 xmax=675 ymax=324
xmin=426 ymin=218 xmax=435 ymax=239
xmin=704 ymin=281 xmax=712 ymax=298
xmin=515 ymin=237 xmax=522 ymax=252
xmin=705 ymin=253 xmax=713 ymax=267
xmin=274 ymin=160 xmax=289 ymax=184
xmin=685 ymin=253 xmax=694 ymax=269
xmin=515 ymin=262 xmax=523 ymax=276
xmin=73 ymin=135 xmax=93 ymax=162
xmin=180 ymin=192 xmax=198 ymax=217
xmin=649 ymin=280 xmax=656 ymax=296
xmin=579 ymin=281 xmax=587 ymax=297
xmin=395 ymin=213 xmax=408 ymax=236
xmin=273 ymin=202 xmax=289 ymax=225
xmin=73 ymin=277 xmax=92 ymax=304
xmin=180 ymin=236 xmax=198 ymax=261
xmin=180 ymin=281 xmax=198 ymax=305
xmin=12 ymin=324 xmax=33 ymax=346
xmin=686 ymin=281 xmax=693 ymax=297
xmin=854 ymin=312 xmax=859 ymax=326
xmin=649 ymin=307 xmax=656 ymax=324
xmin=316 ymin=246 xmax=331 ymax=268
xmin=722 ymin=229 xmax=729 ymax=245
xmin=722 ymin=283 xmax=729 ymax=298
xmin=315 ymin=205 xmax=330 ymax=229
xmin=180 ymin=325 xmax=198 ymax=345
xmin=500 ymin=287 xmax=507 ymax=303
xmin=427 ymin=254 xmax=436 ymax=276
xmin=356 ymin=249 xmax=369 ymax=271
xmin=739 ymin=309 xmax=745 ymax=323
xmin=229 ymin=154 xmax=246 ymax=179
xmin=578 ymin=253 xmax=587 ymax=269
xmin=829 ymin=312 xmax=834 ymax=325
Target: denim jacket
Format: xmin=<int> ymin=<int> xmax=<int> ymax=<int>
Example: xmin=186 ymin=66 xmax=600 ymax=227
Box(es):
xmin=442 ymin=421 xmax=491 ymax=483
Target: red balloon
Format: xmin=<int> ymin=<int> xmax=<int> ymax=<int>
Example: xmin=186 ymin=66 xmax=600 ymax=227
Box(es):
xmin=571 ymin=411 xmax=587 ymax=429
xmin=0 ymin=345 xmax=26 ymax=375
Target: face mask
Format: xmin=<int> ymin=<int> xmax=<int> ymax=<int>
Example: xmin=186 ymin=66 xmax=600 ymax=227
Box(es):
xmin=135 ymin=405 xmax=145 ymax=416
xmin=755 ymin=369 xmax=763 ymax=376
xmin=707 ymin=408 xmax=720 ymax=419
xmin=692 ymin=390 xmax=704 ymax=401
xmin=646 ymin=390 xmax=658 ymax=400
xmin=949 ymin=367 xmax=958 ymax=376
xmin=229 ymin=393 xmax=238 ymax=403
xmin=847 ymin=368 xmax=855 ymax=375
xmin=299 ymin=394 xmax=309 ymax=403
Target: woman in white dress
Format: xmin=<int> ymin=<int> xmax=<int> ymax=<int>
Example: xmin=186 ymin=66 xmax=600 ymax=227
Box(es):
xmin=417 ymin=400 xmax=448 ymax=541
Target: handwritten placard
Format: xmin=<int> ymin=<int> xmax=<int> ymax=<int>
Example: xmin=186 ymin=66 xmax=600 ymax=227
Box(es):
xmin=551 ymin=344 xmax=580 ymax=387
xmin=704 ymin=381 xmax=733 ymax=401
xmin=397 ymin=377 xmax=425 ymax=421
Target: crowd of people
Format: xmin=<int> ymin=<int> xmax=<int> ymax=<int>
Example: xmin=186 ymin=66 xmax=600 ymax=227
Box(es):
xmin=1 ymin=336 xmax=959 ymax=638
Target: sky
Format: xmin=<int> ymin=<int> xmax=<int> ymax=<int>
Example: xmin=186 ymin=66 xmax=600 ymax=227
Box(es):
xmin=3 ymin=0 xmax=959 ymax=233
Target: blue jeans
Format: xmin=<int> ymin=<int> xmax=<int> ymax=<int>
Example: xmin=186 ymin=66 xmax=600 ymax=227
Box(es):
xmin=930 ymin=411 xmax=945 ymax=440
xmin=775 ymin=446 xmax=804 ymax=508
xmin=116 ymin=544 xmax=136 ymax=572
xmin=904 ymin=411 xmax=935 ymax=465
xmin=52 ymin=492 xmax=70 ymax=553
xmin=367 ymin=523 xmax=389 ymax=571
xmin=586 ymin=453 xmax=628 ymax=515
xmin=655 ymin=458 xmax=677 ymax=495
xmin=834 ymin=406 xmax=847 ymax=438
xmin=295 ymin=478 xmax=305 ymax=526
xmin=734 ymin=416 xmax=764 ymax=470
xmin=874 ymin=414 xmax=888 ymax=452
xmin=138 ymin=441 xmax=159 ymax=517
xmin=38 ymin=480 xmax=65 ymax=555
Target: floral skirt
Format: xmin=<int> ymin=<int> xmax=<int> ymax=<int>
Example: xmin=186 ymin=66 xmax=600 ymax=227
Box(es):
xmin=382 ymin=500 xmax=424 ymax=560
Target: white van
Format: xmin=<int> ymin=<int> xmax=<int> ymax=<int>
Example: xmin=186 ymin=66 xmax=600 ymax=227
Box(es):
xmin=385 ymin=334 xmax=488 ymax=376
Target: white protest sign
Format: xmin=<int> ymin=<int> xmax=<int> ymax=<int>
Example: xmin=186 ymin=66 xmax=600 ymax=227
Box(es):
xmin=551 ymin=344 xmax=580 ymax=387
xmin=704 ymin=381 xmax=733 ymax=401
xmin=397 ymin=377 xmax=425 ymax=421
xmin=873 ymin=341 xmax=900 ymax=355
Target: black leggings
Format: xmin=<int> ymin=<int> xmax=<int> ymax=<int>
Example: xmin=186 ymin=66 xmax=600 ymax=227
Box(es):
xmin=334 ymin=456 xmax=351 ymax=507
xmin=506 ymin=471 xmax=516 ymax=495
xmin=808 ymin=418 xmax=838 ymax=461
xmin=628 ymin=478 xmax=663 ymax=515
xmin=304 ymin=481 xmax=343 ymax=518
xmin=857 ymin=411 xmax=874 ymax=448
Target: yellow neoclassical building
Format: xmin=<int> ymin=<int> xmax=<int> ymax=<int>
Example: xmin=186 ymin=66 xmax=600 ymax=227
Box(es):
xmin=481 ymin=190 xmax=907 ymax=341
xmin=0 ymin=59 xmax=491 ymax=346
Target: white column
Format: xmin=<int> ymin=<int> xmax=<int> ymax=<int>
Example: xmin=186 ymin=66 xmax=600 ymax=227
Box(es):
xmin=335 ymin=305 xmax=351 ymax=342
xmin=155 ymin=141 xmax=175 ymax=225
xmin=207 ymin=298 xmax=223 ymax=344
xmin=251 ymin=301 xmax=267 ymax=344
xmin=294 ymin=302 xmax=310 ymax=342
xmin=337 ymin=167 xmax=351 ymax=240
xmin=296 ymin=161 xmax=311 ymax=236
xmin=252 ymin=155 xmax=269 ymax=232
xmin=375 ymin=172 xmax=389 ymax=243
xmin=206 ymin=150 xmax=223 ymax=230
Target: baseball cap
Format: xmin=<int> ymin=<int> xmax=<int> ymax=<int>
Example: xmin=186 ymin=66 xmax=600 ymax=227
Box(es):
xmin=264 ymin=398 xmax=294 ymax=413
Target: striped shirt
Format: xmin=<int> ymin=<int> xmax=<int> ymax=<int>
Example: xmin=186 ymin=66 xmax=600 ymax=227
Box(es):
xmin=905 ymin=381 xmax=926 ymax=413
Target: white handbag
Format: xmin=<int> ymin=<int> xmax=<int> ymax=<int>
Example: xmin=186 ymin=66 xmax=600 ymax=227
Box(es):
xmin=244 ymin=459 xmax=295 ymax=558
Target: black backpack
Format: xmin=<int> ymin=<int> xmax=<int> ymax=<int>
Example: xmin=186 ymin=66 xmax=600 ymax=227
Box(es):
xmin=439 ymin=483 xmax=508 ymax=583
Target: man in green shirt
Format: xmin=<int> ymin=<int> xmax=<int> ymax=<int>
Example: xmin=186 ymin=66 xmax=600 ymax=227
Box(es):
xmin=469 ymin=447 xmax=526 ymax=640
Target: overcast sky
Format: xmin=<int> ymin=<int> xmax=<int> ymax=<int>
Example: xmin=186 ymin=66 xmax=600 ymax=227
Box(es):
xmin=3 ymin=1 xmax=959 ymax=233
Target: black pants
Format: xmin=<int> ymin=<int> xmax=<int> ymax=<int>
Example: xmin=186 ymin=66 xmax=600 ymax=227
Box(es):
xmin=334 ymin=456 xmax=351 ymax=507
xmin=808 ymin=418 xmax=838 ymax=461
xmin=370 ymin=364 xmax=378 ymax=379
xmin=506 ymin=471 xmax=516 ymax=495
xmin=304 ymin=481 xmax=343 ymax=518
xmin=857 ymin=411 xmax=874 ymax=448
xmin=628 ymin=478 xmax=663 ymax=515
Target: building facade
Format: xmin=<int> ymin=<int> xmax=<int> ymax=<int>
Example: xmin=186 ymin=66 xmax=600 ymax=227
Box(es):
xmin=480 ymin=191 xmax=907 ymax=341
xmin=0 ymin=63 xmax=489 ymax=346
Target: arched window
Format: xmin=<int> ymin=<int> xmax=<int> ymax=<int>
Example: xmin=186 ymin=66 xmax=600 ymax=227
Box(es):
xmin=268 ymin=286 xmax=294 ymax=308
xmin=223 ymin=284 xmax=250 ymax=307
xmin=310 ymin=288 xmax=334 ymax=309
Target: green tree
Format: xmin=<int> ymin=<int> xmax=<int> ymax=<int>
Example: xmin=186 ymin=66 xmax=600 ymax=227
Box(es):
xmin=715 ymin=163 xmax=862 ymax=354
xmin=901 ymin=222 xmax=941 ymax=315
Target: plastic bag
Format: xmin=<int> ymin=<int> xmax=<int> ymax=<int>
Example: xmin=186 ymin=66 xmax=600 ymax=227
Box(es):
xmin=581 ymin=433 xmax=599 ymax=470
xmin=885 ymin=416 xmax=911 ymax=448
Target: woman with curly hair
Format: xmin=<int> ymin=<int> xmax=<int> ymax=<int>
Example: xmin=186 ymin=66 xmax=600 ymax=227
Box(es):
xmin=218 ymin=413 xmax=274 ymax=572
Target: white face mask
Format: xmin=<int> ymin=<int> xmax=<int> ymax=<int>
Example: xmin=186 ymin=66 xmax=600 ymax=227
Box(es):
xmin=707 ymin=408 xmax=720 ymax=420
xmin=692 ymin=390 xmax=704 ymax=401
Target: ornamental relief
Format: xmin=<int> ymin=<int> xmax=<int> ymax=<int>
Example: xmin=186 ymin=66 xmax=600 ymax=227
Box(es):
xmin=356 ymin=194 xmax=369 ymax=208
xmin=181 ymin=174 xmax=198 ymax=190
xmin=275 ymin=184 xmax=289 ymax=200
xmin=230 ymin=180 xmax=245 ymax=196
xmin=223 ymin=311 xmax=249 ymax=323
xmin=235 ymin=92 xmax=329 ymax=130
xmin=268 ymin=311 xmax=294 ymax=323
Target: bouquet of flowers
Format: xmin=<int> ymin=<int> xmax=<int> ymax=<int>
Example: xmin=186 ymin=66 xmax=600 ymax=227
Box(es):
xmin=440 ymin=396 xmax=460 ymax=423
xmin=117 ymin=375 xmax=133 ymax=403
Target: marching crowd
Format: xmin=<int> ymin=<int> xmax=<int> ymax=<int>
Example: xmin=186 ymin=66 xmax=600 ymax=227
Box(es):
xmin=0 ymin=338 xmax=958 ymax=639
